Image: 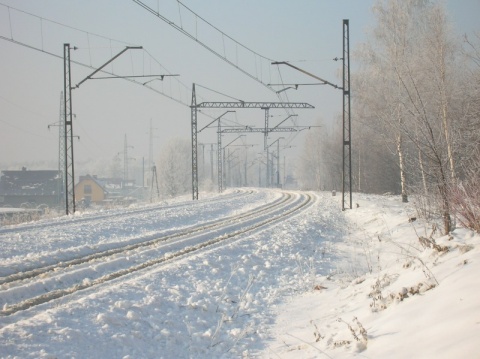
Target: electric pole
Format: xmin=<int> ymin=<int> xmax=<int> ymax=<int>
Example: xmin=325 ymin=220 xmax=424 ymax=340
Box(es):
xmin=123 ymin=134 xmax=134 ymax=188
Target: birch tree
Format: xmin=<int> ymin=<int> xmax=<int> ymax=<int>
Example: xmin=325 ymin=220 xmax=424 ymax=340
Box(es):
xmin=354 ymin=0 xmax=430 ymax=202
xmin=354 ymin=0 xmax=466 ymax=233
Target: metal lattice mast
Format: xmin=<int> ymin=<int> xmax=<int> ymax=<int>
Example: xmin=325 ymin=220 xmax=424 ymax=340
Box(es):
xmin=265 ymin=147 xmax=270 ymax=187
xmin=148 ymin=119 xmax=154 ymax=174
xmin=150 ymin=164 xmax=160 ymax=202
xmin=123 ymin=134 xmax=134 ymax=187
xmin=263 ymin=108 xmax=270 ymax=186
xmin=217 ymin=120 xmax=223 ymax=193
xmin=263 ymin=108 xmax=269 ymax=150
xmin=277 ymin=139 xmax=281 ymax=187
xmin=192 ymin=100 xmax=314 ymax=198
xmin=63 ymin=44 xmax=75 ymax=215
xmin=191 ymin=84 xmax=199 ymax=200
xmin=61 ymin=44 xmax=144 ymax=213
xmin=210 ymin=144 xmax=215 ymax=184
xmin=57 ymin=91 xmax=65 ymax=209
xmin=124 ymin=134 xmax=128 ymax=185
xmin=342 ymin=19 xmax=352 ymax=210
xmin=271 ymin=20 xmax=351 ymax=209
xmin=244 ymin=147 xmax=248 ymax=186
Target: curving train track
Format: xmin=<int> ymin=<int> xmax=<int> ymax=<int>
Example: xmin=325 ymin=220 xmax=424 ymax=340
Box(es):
xmin=0 ymin=190 xmax=314 ymax=317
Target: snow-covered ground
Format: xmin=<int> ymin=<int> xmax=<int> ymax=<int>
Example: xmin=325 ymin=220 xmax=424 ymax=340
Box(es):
xmin=0 ymin=189 xmax=478 ymax=358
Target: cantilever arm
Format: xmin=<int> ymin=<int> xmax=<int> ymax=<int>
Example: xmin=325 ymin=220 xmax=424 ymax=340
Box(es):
xmin=271 ymin=61 xmax=341 ymax=90
xmin=75 ymin=46 xmax=143 ymax=88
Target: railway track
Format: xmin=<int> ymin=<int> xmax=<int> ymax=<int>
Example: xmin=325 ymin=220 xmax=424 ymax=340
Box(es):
xmin=0 ymin=189 xmax=254 ymax=236
xmin=0 ymin=191 xmax=314 ymax=317
xmin=0 ymin=190 xmax=283 ymax=285
xmin=0 ymin=189 xmax=266 ymax=278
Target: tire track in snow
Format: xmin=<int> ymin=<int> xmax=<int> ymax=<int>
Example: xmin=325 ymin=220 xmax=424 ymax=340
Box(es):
xmin=1 ymin=191 xmax=313 ymax=317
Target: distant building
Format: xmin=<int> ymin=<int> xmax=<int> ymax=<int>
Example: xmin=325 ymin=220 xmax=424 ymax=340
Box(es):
xmin=74 ymin=175 xmax=108 ymax=206
xmin=0 ymin=168 xmax=62 ymax=208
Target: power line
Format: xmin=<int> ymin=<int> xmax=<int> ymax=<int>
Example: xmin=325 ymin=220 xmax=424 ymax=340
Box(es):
xmin=132 ymin=0 xmax=277 ymax=91
xmin=0 ymin=4 xmax=193 ymax=107
xmin=0 ymin=3 xmax=133 ymax=47
xmin=0 ymin=94 xmax=51 ymax=121
xmin=195 ymin=84 xmax=244 ymax=102
xmin=0 ymin=117 xmax=53 ymax=140
xmin=1 ymin=37 xmax=193 ymax=109
xmin=176 ymin=1 xmax=273 ymax=63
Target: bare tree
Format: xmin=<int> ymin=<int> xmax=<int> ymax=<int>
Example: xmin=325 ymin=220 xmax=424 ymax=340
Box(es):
xmin=353 ymin=0 xmax=432 ymax=202
xmin=353 ymin=0 xmax=474 ymax=233
xmin=157 ymin=137 xmax=191 ymax=198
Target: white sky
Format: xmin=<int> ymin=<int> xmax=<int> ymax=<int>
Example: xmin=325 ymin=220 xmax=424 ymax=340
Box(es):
xmin=0 ymin=0 xmax=478 ymax=174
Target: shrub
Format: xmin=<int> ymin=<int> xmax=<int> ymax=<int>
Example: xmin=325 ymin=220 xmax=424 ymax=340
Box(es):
xmin=449 ymin=175 xmax=480 ymax=233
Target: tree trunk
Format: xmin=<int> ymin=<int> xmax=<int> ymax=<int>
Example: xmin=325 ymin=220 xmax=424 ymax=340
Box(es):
xmin=418 ymin=149 xmax=428 ymax=195
xmin=441 ymin=91 xmax=456 ymax=179
xmin=396 ymin=133 xmax=408 ymax=202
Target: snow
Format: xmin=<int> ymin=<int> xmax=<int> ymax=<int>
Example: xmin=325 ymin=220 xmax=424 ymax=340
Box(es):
xmin=0 ymin=189 xmax=479 ymax=358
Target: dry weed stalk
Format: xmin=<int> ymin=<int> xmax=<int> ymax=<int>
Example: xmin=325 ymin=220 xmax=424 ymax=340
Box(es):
xmin=337 ymin=317 xmax=368 ymax=347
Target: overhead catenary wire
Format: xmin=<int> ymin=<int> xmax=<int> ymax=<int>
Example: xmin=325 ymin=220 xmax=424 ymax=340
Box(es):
xmin=195 ymin=84 xmax=244 ymax=103
xmin=131 ymin=0 xmax=279 ymax=92
xmin=1 ymin=2 xmax=314 ymax=158
xmin=0 ymin=3 xmax=196 ymax=107
xmin=1 ymin=34 xmax=190 ymax=108
xmin=0 ymin=3 xmax=134 ymax=47
xmin=0 ymin=1 xmax=313 ymax=118
xmin=176 ymin=0 xmax=274 ymax=63
xmin=1 ymin=2 xmax=306 ymax=117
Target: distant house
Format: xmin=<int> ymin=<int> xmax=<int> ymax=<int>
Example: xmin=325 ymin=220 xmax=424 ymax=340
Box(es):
xmin=75 ymin=175 xmax=108 ymax=206
xmin=0 ymin=168 xmax=62 ymax=208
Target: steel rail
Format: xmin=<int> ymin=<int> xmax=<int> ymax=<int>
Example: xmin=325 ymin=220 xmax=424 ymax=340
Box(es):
xmin=1 ymin=192 xmax=313 ymax=316
xmin=0 ymin=189 xmax=254 ymax=236
xmin=0 ymin=191 xmax=287 ymax=287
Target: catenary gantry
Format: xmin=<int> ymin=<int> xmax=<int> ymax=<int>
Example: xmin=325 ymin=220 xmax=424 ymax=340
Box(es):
xmin=190 ymin=84 xmax=315 ymax=200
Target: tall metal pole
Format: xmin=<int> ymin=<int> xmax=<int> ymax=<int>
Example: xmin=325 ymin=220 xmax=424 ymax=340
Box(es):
xmin=201 ymin=144 xmax=205 ymax=180
xmin=277 ymin=139 xmax=281 ymax=187
xmin=63 ymin=44 xmax=75 ymax=215
xmin=221 ymin=135 xmax=245 ymax=189
xmin=57 ymin=91 xmax=65 ymax=209
xmin=148 ymin=118 xmax=154 ymax=178
xmin=124 ymin=134 xmax=128 ymax=185
xmin=258 ymin=161 xmax=261 ymax=186
xmin=150 ymin=164 xmax=160 ymax=202
xmin=191 ymin=83 xmax=198 ymax=200
xmin=62 ymin=44 xmax=145 ymax=211
xmin=227 ymin=148 xmax=231 ymax=188
xmin=210 ymin=144 xmax=214 ymax=184
xmin=244 ymin=148 xmax=248 ymax=186
xmin=223 ymin=147 xmax=226 ymax=190
xmin=217 ymin=120 xmax=223 ymax=193
xmin=342 ymin=19 xmax=352 ymax=210
xmin=123 ymin=134 xmax=134 ymax=187
xmin=263 ymin=108 xmax=270 ymax=150
xmin=265 ymin=147 xmax=269 ymax=187
xmin=270 ymin=20 xmax=350 ymax=209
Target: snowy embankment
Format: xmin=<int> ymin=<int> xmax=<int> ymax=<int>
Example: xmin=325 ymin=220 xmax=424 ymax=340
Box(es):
xmin=263 ymin=193 xmax=480 ymax=358
xmin=0 ymin=189 xmax=479 ymax=358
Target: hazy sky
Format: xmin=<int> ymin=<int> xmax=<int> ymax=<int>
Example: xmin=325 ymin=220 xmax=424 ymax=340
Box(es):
xmin=0 ymin=0 xmax=478 ymax=174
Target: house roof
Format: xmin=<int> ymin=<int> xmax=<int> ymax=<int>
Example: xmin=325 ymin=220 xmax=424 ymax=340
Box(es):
xmin=76 ymin=175 xmax=108 ymax=194
xmin=0 ymin=169 xmax=61 ymax=196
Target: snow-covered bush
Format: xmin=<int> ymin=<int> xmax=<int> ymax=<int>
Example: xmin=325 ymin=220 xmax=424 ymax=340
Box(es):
xmin=450 ymin=176 xmax=480 ymax=233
